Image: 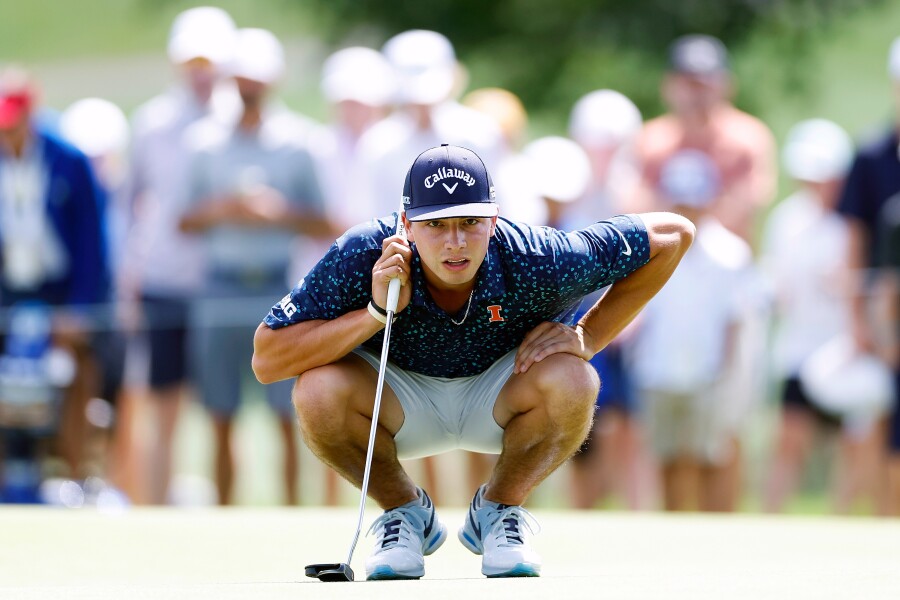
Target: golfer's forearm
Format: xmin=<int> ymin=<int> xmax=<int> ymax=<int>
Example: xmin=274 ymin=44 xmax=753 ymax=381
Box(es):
xmin=579 ymin=212 xmax=694 ymax=353
xmin=252 ymin=309 xmax=384 ymax=383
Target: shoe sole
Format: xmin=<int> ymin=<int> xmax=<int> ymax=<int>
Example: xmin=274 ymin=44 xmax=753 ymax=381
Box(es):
xmin=425 ymin=522 xmax=448 ymax=556
xmin=460 ymin=526 xmax=541 ymax=578
xmin=367 ymin=565 xmax=422 ymax=580
xmin=458 ymin=527 xmax=483 ymax=555
xmin=484 ymin=563 xmax=541 ymax=578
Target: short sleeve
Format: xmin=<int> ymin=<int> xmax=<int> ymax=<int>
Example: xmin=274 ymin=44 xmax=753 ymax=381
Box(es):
xmin=567 ymin=214 xmax=651 ymax=291
xmin=263 ymin=242 xmax=348 ymax=328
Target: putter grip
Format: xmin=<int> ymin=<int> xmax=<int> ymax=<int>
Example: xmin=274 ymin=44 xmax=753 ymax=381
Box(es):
xmin=386 ymin=276 xmax=401 ymax=314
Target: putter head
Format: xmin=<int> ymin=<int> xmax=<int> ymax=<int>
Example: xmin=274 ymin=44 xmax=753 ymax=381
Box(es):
xmin=305 ymin=562 xmax=355 ymax=582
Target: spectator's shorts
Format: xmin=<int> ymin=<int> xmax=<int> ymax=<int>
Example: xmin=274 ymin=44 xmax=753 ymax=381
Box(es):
xmin=142 ymin=295 xmax=192 ymax=390
xmin=639 ymin=383 xmax=731 ymax=465
xmin=781 ymin=376 xmax=841 ymax=428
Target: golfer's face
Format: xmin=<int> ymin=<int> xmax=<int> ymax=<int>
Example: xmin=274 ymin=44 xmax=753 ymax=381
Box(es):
xmin=408 ymin=216 xmax=496 ymax=291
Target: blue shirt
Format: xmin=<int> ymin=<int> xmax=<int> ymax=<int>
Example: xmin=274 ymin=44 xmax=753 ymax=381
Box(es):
xmin=264 ymin=214 xmax=650 ymax=378
xmin=837 ymin=128 xmax=900 ymax=266
xmin=0 ymin=128 xmax=109 ymax=307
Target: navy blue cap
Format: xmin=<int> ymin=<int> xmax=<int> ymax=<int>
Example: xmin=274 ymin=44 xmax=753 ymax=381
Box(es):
xmin=668 ymin=34 xmax=729 ymax=76
xmin=402 ymin=144 xmax=498 ymax=221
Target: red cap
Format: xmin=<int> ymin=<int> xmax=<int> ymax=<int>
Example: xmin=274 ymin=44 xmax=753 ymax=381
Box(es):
xmin=0 ymin=92 xmax=32 ymax=129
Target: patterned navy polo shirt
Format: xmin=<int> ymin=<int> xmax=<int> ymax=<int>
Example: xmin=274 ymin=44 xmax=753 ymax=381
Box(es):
xmin=264 ymin=214 xmax=650 ymax=378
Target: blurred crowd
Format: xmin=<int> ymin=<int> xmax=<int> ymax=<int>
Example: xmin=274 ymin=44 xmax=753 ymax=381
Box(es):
xmin=1 ymin=6 xmax=900 ymax=516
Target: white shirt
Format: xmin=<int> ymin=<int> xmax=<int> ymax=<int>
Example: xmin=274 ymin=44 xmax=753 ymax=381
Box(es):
xmin=127 ymin=84 xmax=240 ymax=295
xmin=629 ymin=217 xmax=753 ymax=392
xmin=0 ymin=140 xmax=67 ymax=290
xmin=309 ymin=124 xmax=376 ymax=231
xmin=557 ymin=146 xmax=640 ymax=231
xmin=761 ymin=189 xmax=851 ymax=377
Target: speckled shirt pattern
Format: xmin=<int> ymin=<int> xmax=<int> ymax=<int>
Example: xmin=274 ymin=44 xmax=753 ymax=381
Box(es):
xmin=264 ymin=214 xmax=650 ymax=378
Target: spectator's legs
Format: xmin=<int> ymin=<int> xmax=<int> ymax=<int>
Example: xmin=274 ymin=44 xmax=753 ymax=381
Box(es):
xmin=277 ymin=415 xmax=298 ymax=505
xmin=418 ymin=457 xmax=441 ymax=504
xmin=888 ymin=456 xmax=900 ymax=515
xmin=324 ymin=468 xmax=340 ymax=506
xmin=763 ymin=408 xmax=814 ymax=512
xmin=466 ymin=452 xmax=496 ymax=500
xmin=832 ymin=423 xmax=884 ymax=514
xmin=699 ymin=463 xmax=731 ymax=512
xmin=146 ymin=384 xmax=182 ymax=504
xmin=57 ymin=342 xmax=98 ymax=478
xmin=212 ymin=416 xmax=235 ymax=505
xmin=662 ymin=457 xmax=699 ymax=511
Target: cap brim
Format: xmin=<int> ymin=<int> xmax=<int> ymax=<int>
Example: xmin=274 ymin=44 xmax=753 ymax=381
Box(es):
xmin=405 ymin=202 xmax=499 ymax=222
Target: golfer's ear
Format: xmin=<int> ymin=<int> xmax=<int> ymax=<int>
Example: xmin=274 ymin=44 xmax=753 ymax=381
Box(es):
xmin=402 ymin=214 xmax=415 ymax=242
xmin=490 ymin=215 xmax=498 ymax=236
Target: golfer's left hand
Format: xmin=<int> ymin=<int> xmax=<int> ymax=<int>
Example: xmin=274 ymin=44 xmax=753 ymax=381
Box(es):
xmin=514 ymin=322 xmax=595 ymax=374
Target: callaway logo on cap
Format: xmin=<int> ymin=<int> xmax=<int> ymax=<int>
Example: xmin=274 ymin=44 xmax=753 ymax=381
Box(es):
xmin=402 ymin=144 xmax=498 ymax=222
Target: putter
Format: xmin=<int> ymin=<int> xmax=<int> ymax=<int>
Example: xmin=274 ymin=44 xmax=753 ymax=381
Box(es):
xmin=306 ymin=213 xmax=407 ymax=583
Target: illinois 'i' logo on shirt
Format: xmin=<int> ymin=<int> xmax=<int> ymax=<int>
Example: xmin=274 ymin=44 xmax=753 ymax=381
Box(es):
xmin=487 ymin=305 xmax=505 ymax=322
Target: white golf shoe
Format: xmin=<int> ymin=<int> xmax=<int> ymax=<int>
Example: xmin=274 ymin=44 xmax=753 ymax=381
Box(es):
xmin=365 ymin=488 xmax=447 ymax=580
xmin=458 ymin=485 xmax=542 ymax=577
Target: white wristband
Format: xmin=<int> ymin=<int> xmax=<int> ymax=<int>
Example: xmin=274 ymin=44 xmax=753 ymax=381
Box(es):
xmin=367 ymin=301 xmax=396 ymax=325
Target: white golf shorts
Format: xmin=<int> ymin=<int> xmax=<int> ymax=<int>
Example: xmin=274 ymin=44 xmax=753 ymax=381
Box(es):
xmin=352 ymin=347 xmax=515 ymax=460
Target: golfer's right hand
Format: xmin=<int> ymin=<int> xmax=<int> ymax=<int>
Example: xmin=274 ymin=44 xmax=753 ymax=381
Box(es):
xmin=372 ymin=234 xmax=412 ymax=314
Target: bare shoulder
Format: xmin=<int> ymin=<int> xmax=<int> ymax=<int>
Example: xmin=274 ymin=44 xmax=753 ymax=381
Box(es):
xmin=720 ymin=107 xmax=775 ymax=147
xmin=635 ymin=115 xmax=682 ymax=157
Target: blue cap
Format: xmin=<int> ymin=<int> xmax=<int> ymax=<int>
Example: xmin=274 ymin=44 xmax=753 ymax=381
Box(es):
xmin=402 ymin=144 xmax=498 ymax=221
xmin=658 ymin=149 xmax=720 ymax=208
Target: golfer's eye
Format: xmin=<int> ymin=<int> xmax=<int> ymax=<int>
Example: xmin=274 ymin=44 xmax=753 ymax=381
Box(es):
xmin=463 ymin=218 xmax=480 ymax=226
xmin=426 ymin=220 xmax=444 ymax=228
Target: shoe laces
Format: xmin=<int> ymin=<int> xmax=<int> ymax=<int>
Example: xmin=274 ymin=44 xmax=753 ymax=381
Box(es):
xmin=367 ymin=505 xmax=428 ymax=551
xmin=485 ymin=505 xmax=540 ymax=547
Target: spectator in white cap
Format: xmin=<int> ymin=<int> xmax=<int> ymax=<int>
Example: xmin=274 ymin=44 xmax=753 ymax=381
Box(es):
xmin=567 ymin=90 xmax=643 ymax=229
xmin=763 ymin=119 xmax=889 ymax=514
xmin=462 ymin=87 xmax=548 ymax=226
xmin=124 ymin=6 xmax=240 ymax=505
xmin=179 ymin=27 xmax=333 ymax=506
xmin=315 ymin=47 xmax=395 ymax=234
xmin=628 ymin=149 xmax=754 ymax=512
xmin=60 ymin=98 xmax=129 ymax=272
xmin=562 ymin=91 xmax=654 ymax=511
xmin=357 ymin=29 xmax=503 ymax=219
xmin=60 ymin=98 xmax=135 ymax=496
xmin=520 ymin=136 xmax=592 ymax=229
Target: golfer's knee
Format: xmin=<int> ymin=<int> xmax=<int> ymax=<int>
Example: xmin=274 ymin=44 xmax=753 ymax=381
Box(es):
xmin=292 ymin=364 xmax=353 ymax=442
xmin=532 ymin=354 xmax=599 ymax=423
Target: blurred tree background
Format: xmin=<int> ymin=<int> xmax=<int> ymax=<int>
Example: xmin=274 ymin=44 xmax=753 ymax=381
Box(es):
xmin=306 ymin=0 xmax=882 ymax=127
xmin=0 ymin=0 xmax=896 ymax=139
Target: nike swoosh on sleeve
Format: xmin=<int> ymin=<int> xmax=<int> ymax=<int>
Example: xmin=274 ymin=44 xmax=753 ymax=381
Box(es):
xmin=615 ymin=228 xmax=632 ymax=256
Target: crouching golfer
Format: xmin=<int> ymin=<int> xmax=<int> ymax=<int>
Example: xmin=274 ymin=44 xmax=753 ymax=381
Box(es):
xmin=252 ymin=144 xmax=693 ymax=579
